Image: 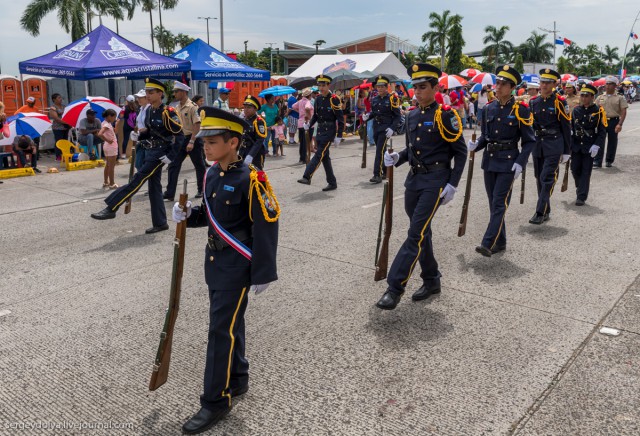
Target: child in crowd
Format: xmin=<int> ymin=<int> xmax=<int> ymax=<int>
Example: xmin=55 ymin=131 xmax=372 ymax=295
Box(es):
xmin=272 ymin=116 xmax=286 ymax=156
xmin=98 ymin=109 xmax=119 ymax=189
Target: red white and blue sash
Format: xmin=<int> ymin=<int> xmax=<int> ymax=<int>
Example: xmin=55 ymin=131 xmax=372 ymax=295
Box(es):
xmin=202 ymin=166 xmax=252 ymax=260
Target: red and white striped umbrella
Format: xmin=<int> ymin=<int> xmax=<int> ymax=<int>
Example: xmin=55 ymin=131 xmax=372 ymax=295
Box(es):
xmin=460 ymin=68 xmax=480 ymax=78
xmin=61 ymin=96 xmax=121 ymax=128
xmin=439 ymin=75 xmax=468 ymax=89
xmin=471 ymin=73 xmax=497 ymax=85
xmin=0 ymin=112 xmax=52 ymax=146
xmin=561 ymin=74 xmax=577 ymax=82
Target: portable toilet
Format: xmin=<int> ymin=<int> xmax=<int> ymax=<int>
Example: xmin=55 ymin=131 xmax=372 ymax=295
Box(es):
xmin=46 ymin=78 xmax=70 ymax=107
xmin=22 ymin=75 xmax=48 ymax=114
xmin=0 ymin=75 xmax=23 ymax=116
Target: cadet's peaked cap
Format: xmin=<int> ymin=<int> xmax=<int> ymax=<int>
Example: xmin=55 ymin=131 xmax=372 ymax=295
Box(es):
xmin=408 ymin=63 xmax=442 ymax=84
xmin=580 ymin=83 xmax=598 ymax=95
xmin=173 ymin=81 xmax=191 ymax=92
xmin=539 ymin=68 xmax=560 ymax=82
xmin=242 ymin=95 xmax=261 ymax=111
xmin=316 ymin=74 xmax=332 ymax=84
xmin=144 ymin=77 xmax=166 ymax=93
xmin=373 ymin=75 xmax=390 ymax=86
xmin=495 ymin=65 xmax=521 ymax=86
xmin=196 ymin=107 xmax=249 ymax=138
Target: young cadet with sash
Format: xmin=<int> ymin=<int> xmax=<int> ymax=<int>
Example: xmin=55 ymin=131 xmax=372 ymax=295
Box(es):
xmin=91 ymin=78 xmax=183 ymax=234
xmin=570 ymin=83 xmax=606 ymax=206
xmin=468 ymin=65 xmax=535 ymax=257
xmin=172 ymin=107 xmax=279 ymax=434
xmin=240 ymin=95 xmax=268 ymax=170
xmin=376 ymin=63 xmax=467 ymax=310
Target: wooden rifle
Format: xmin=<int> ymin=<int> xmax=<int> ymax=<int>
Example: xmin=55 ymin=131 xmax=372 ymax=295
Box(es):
xmin=305 ymin=129 xmax=311 ymax=164
xmin=561 ymin=159 xmax=570 ymax=192
xmin=124 ymin=147 xmax=136 ymax=214
xmin=458 ymin=132 xmax=476 ymax=237
xmin=520 ymin=166 xmax=526 ymax=204
xmin=149 ymin=180 xmax=188 ymax=391
xmin=374 ymin=141 xmax=393 ymax=281
xmin=361 ymin=119 xmax=367 ymax=168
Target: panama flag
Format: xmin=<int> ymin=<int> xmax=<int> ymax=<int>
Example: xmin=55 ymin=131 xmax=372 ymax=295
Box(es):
xmin=631 ymin=32 xmax=639 ymax=40
xmin=563 ymin=37 xmax=572 ymax=45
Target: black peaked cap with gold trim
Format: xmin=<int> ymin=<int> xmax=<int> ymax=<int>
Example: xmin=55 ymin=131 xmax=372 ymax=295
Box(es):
xmin=373 ymin=75 xmax=390 ymax=86
xmin=144 ymin=77 xmax=166 ymax=93
xmin=407 ymin=63 xmax=442 ymax=85
xmin=580 ymin=83 xmax=598 ymax=95
xmin=495 ymin=65 xmax=521 ymax=86
xmin=539 ymin=68 xmax=561 ymax=82
xmin=243 ymin=95 xmax=261 ymax=111
xmin=316 ymin=74 xmax=332 ymax=84
xmin=196 ymin=107 xmax=249 ymax=138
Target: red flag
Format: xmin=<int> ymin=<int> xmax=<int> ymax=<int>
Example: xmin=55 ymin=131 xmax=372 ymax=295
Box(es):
xmin=563 ymin=38 xmax=572 ymax=45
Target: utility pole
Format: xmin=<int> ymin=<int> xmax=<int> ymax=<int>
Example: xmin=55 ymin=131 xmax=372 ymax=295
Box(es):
xmin=244 ymin=40 xmax=249 ymax=56
xmin=265 ymin=42 xmax=276 ymax=72
xmin=621 ymin=10 xmax=640 ymax=77
xmin=219 ymin=0 xmax=224 ymax=51
xmin=539 ymin=21 xmax=560 ymax=67
xmin=198 ymin=16 xmax=217 ymax=45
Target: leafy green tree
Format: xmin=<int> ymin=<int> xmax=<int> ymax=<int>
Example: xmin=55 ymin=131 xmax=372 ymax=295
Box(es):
xmin=514 ymin=53 xmax=524 ymax=72
xmin=460 ymin=55 xmax=482 ymax=71
xmin=156 ymin=0 xmax=178 ymax=49
xmin=482 ymin=25 xmax=513 ymax=70
xmin=625 ymin=44 xmax=640 ymax=73
xmin=175 ymin=33 xmax=195 ymax=50
xmin=422 ymin=10 xmax=463 ymax=71
xmin=556 ymin=56 xmax=570 ymax=74
xmin=518 ymin=31 xmax=553 ymax=63
xmin=132 ymin=0 xmax=157 ymax=52
xmin=153 ymin=25 xmax=175 ymax=55
xmin=602 ymin=45 xmax=619 ymax=73
xmin=445 ymin=23 xmax=465 ymax=74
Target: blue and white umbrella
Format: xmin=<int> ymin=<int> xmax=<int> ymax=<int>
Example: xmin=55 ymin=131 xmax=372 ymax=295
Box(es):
xmin=259 ymin=85 xmax=297 ymax=98
xmin=470 ymin=83 xmax=483 ymax=93
xmin=0 ymin=112 xmax=51 ymax=145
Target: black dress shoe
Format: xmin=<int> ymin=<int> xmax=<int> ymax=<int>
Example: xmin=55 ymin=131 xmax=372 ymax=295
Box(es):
xmin=593 ymin=162 xmax=602 ymax=168
xmin=475 ymin=245 xmax=492 ymax=257
xmin=575 ymin=199 xmax=585 ymax=206
xmin=369 ymin=176 xmax=382 ymax=184
xmin=322 ymin=184 xmax=337 ymax=191
xmin=491 ymin=245 xmax=506 ymax=254
xmin=182 ymin=407 xmax=230 ymax=435
xmin=163 ymin=193 xmax=175 ymax=201
xmin=411 ymin=281 xmax=441 ymax=301
xmin=529 ymin=213 xmax=544 ymax=225
xmin=543 ymin=213 xmax=550 ymax=222
xmin=230 ymin=384 xmax=249 ymax=397
xmin=605 ymin=162 xmax=612 ymax=168
xmin=376 ymin=291 xmax=402 ymax=310
xmin=91 ymin=207 xmax=116 ymax=220
xmin=145 ymin=224 xmax=169 ymax=234
xmin=33 ymin=167 xmax=42 ymax=173
xmin=297 ymin=177 xmax=311 ymax=185
xmin=195 ymin=192 xmax=203 ymax=199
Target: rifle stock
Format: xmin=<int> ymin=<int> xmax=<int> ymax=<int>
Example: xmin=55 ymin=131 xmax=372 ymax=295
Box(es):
xmin=458 ymin=133 xmax=476 ymax=237
xmin=305 ymin=130 xmax=311 ymax=164
xmin=149 ymin=179 xmax=188 ymax=391
xmin=374 ymin=143 xmax=393 ymax=281
xmin=124 ymin=147 xmax=137 ymax=214
xmin=520 ymin=167 xmax=526 ymax=204
xmin=361 ymin=122 xmax=367 ymax=168
xmin=561 ymin=160 xmax=570 ymax=192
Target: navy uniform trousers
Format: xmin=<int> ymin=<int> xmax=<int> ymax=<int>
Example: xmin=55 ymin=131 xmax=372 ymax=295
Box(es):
xmin=104 ymin=148 xmax=167 ymax=227
xmin=571 ymin=151 xmax=594 ymax=201
xmin=303 ymin=133 xmax=337 ymax=186
xmin=201 ymin=285 xmax=249 ymax=411
xmin=533 ymin=150 xmax=561 ymax=216
xmin=386 ymin=170 xmax=449 ymax=295
xmin=165 ymin=134 xmax=206 ymax=197
xmin=595 ymin=117 xmax=619 ymax=165
xmin=372 ymin=125 xmax=390 ymax=178
xmin=482 ymin=171 xmax=515 ymax=249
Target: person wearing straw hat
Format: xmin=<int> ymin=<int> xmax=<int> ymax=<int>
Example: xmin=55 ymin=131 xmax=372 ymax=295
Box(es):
xmin=172 ymin=106 xmax=279 ymax=435
xmin=528 ymin=68 xmax=571 ymax=225
xmin=570 ymin=83 xmax=607 ymax=206
xmin=468 ymin=65 xmax=535 ymax=257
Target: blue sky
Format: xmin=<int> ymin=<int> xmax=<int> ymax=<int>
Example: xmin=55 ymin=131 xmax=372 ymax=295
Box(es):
xmin=1 ymin=0 xmax=638 ymax=76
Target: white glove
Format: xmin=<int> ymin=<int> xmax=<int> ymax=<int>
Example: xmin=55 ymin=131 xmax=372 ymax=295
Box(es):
xmin=385 ymin=127 xmax=394 ymax=138
xmin=160 ymin=155 xmax=172 ymax=165
xmin=512 ymin=163 xmax=523 ymax=179
xmin=589 ymin=145 xmax=599 ymax=158
xmin=130 ymin=131 xmax=139 ymax=142
xmin=303 ymin=122 xmax=310 ymax=130
xmin=333 ymin=137 xmax=341 ymax=146
xmin=362 ymin=113 xmax=370 ymax=122
xmin=439 ymin=183 xmax=457 ymax=205
xmin=560 ymin=154 xmax=571 ymax=164
xmin=384 ymin=151 xmax=400 ymax=167
xmin=244 ymin=155 xmax=254 ymax=166
xmin=250 ymin=283 xmax=270 ymax=295
xmin=172 ymin=201 xmax=192 ymax=222
xmin=467 ymin=140 xmax=478 ymax=152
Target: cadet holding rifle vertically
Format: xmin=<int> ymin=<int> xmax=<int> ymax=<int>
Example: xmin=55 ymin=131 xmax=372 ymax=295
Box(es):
xmin=375 ymin=63 xmax=466 ymax=311
xmin=467 ymin=66 xmax=535 ymax=257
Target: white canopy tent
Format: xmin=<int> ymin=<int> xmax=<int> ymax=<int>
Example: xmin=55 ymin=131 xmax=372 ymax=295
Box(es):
xmin=288 ymin=53 xmax=409 ymax=80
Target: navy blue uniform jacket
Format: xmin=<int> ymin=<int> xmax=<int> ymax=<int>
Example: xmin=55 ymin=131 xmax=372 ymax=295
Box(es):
xmin=570 ymin=104 xmax=606 ymax=153
xmin=530 ymin=93 xmax=571 ymax=158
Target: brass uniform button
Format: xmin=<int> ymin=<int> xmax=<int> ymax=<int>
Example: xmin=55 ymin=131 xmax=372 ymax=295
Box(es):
xmin=220 ymin=171 xmax=225 ymax=177
xmin=416 ymin=137 xmax=420 ymax=141
xmin=416 ymin=151 xmax=421 ymax=155
xmin=212 ymin=193 xmax=216 ymax=198
xmin=209 ymin=256 xmax=214 ymax=261
xmin=225 ymin=200 xmax=230 ymax=205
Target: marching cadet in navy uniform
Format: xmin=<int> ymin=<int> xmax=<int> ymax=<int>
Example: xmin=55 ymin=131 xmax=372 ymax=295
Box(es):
xmin=376 ymin=63 xmax=467 ymax=310
xmin=528 ymin=68 xmax=571 ymax=225
xmin=90 ymin=78 xmax=183 ymax=233
xmin=172 ymin=107 xmax=279 ymax=434
xmin=570 ymin=83 xmax=606 ymax=206
xmin=362 ymin=75 xmax=402 ymax=183
xmin=297 ymin=74 xmax=344 ymax=191
xmin=468 ymin=66 xmax=535 ymax=257
xmin=240 ymin=95 xmax=268 ymax=170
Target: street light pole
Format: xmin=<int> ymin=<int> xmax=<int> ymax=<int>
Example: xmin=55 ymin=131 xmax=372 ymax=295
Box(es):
xmin=266 ymin=42 xmax=276 ymax=72
xmin=220 ymin=0 xmax=224 ymax=51
xmin=198 ymin=16 xmax=217 ymax=45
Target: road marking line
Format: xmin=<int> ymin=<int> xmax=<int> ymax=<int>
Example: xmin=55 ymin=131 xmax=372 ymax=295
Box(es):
xmin=362 ymin=195 xmax=404 ymax=208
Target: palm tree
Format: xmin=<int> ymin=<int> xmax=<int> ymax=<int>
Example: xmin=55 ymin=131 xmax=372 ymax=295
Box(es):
xmin=21 ymin=0 xmax=124 ymax=41
xmin=129 ymin=0 xmax=157 ymax=52
xmin=157 ymin=0 xmax=179 ymax=52
xmin=602 ymin=45 xmax=619 ymax=70
xmin=422 ymin=10 xmax=463 ymax=71
xmin=313 ymin=40 xmax=326 ymax=53
xmin=626 ymin=44 xmax=640 ymax=71
xmin=482 ymin=25 xmax=513 ymax=71
xmin=113 ymin=0 xmax=136 ymax=34
xmin=518 ymin=31 xmax=553 ymax=63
